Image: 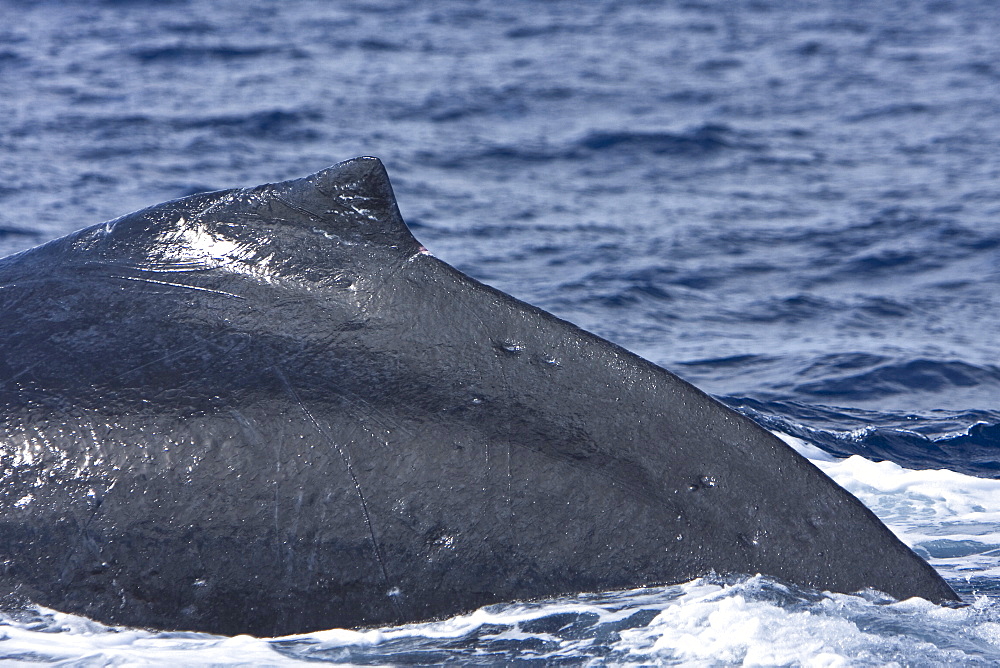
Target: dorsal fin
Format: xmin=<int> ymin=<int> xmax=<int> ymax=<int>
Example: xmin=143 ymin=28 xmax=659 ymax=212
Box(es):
xmin=267 ymin=156 xmax=421 ymax=252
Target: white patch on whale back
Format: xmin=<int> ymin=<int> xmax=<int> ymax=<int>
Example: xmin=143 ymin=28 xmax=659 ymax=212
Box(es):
xmin=123 ymin=216 xmax=279 ymax=283
xmin=171 ymin=217 xmax=243 ymax=262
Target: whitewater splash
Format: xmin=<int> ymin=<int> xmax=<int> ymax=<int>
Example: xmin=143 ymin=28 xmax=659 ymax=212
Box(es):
xmin=3 ymin=436 xmax=999 ymax=666
xmin=3 ymin=581 xmax=999 ymax=666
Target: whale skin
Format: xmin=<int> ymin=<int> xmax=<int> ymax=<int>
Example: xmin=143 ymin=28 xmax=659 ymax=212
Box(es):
xmin=0 ymin=157 xmax=958 ymax=636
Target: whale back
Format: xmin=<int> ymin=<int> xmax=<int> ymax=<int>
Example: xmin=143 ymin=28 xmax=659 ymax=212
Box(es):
xmin=0 ymin=157 xmax=957 ymax=636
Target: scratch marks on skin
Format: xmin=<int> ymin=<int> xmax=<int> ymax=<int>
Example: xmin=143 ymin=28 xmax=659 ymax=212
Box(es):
xmin=335 ymin=193 xmax=379 ymax=220
xmin=123 ymin=263 xmax=215 ymax=274
xmin=274 ymin=195 xmax=324 ymax=223
xmin=507 ymin=442 xmax=513 ymax=515
xmin=339 ymin=389 xmax=414 ymax=441
xmin=4 ymin=417 xmax=126 ymax=583
xmin=0 ymin=361 xmax=42 ymax=392
xmin=447 ymin=278 xmax=517 ymax=519
xmin=106 ymin=333 xmax=243 ymax=383
xmin=111 ymin=275 xmax=243 ymax=299
xmin=229 ymin=408 xmax=285 ymax=561
xmin=394 ymin=252 xmax=503 ymax=496
xmin=309 ymin=188 xmax=381 ymax=221
xmin=270 ymin=365 xmax=400 ymax=619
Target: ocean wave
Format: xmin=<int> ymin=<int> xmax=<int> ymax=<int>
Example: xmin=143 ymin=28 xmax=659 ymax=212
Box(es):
xmin=29 ymin=108 xmax=324 ymax=149
xmin=0 ymin=227 xmax=38 ymax=239
xmin=575 ymin=126 xmax=737 ymax=155
xmin=733 ymin=397 xmax=1000 ymax=477
xmin=424 ymin=124 xmax=745 ymax=168
xmin=176 ymin=109 xmax=323 ymax=140
xmin=128 ymin=44 xmax=292 ymax=62
xmin=792 ymin=357 xmax=1000 ymax=401
xmin=845 ymin=102 xmax=936 ymax=123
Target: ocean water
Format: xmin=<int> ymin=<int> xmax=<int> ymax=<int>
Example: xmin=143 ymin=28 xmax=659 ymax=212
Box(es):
xmin=2 ymin=0 xmax=1000 ymax=664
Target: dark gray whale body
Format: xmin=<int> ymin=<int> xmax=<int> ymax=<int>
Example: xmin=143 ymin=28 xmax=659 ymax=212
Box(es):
xmin=0 ymin=158 xmax=957 ymax=636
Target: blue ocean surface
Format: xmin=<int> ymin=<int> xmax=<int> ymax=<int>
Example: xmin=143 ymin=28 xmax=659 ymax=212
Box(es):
xmin=2 ymin=0 xmax=1000 ymax=664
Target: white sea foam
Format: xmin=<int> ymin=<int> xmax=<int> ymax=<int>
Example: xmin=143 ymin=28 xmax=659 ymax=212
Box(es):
xmin=610 ymin=578 xmax=1000 ymax=666
xmin=4 ymin=576 xmax=1000 ymax=666
xmin=0 ymin=608 xmax=291 ymax=666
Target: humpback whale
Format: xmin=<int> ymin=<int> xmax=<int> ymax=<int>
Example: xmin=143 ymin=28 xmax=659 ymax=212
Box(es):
xmin=0 ymin=157 xmax=957 ymax=636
